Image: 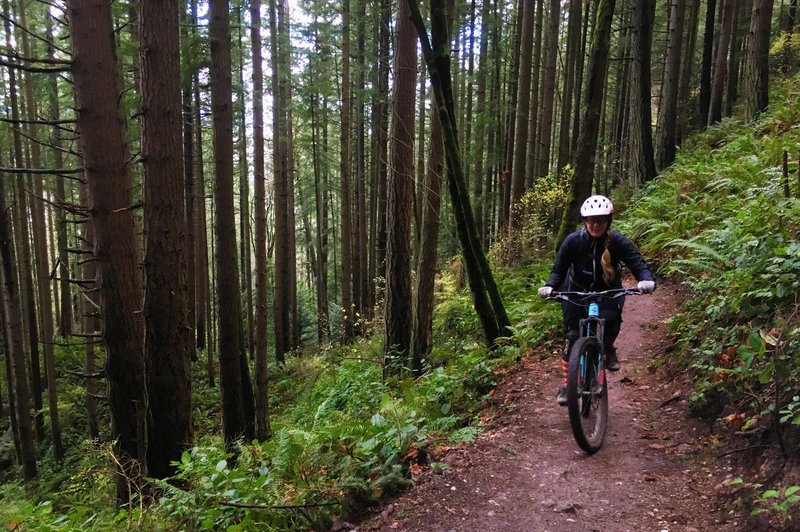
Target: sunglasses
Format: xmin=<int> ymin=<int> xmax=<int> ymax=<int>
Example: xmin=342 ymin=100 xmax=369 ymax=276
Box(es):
xmin=585 ymin=216 xmax=610 ymax=224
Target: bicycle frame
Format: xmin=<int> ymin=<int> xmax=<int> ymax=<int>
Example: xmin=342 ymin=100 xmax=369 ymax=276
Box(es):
xmin=547 ymin=287 xmax=641 ymax=453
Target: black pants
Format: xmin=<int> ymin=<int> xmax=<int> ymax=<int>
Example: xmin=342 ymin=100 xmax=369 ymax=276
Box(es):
xmin=561 ymin=296 xmax=624 ymax=359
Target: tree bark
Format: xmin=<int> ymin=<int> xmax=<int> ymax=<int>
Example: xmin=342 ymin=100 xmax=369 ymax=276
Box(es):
xmin=16 ymin=0 xmax=63 ymax=460
xmin=697 ymin=0 xmax=717 ymax=126
xmin=340 ymin=0 xmax=354 ymax=342
xmin=535 ymin=0 xmax=561 ymax=180
xmin=0 ymin=178 xmax=36 ymax=480
xmin=209 ymin=0 xmax=248 ymax=447
xmin=270 ymin=0 xmax=291 ymax=360
xmin=3 ymin=0 xmax=43 ymax=446
xmin=629 ymin=0 xmax=658 ymax=185
xmin=384 ymin=0 xmax=416 ymax=376
xmin=557 ymin=0 xmax=583 ymax=172
xmin=724 ymin=0 xmax=744 ymax=117
xmin=743 ymin=0 xmax=774 ymax=121
xmin=140 ymin=0 xmax=193 ymax=479
xmin=181 ymin=5 xmax=197 ymax=362
xmin=375 ymin=0 xmax=390 ymax=311
xmin=251 ymin=0 xmax=271 ymax=442
xmin=79 ymin=183 xmax=99 ymax=440
xmin=655 ymin=0 xmax=686 ymax=169
xmin=411 ymin=109 xmax=443 ymax=376
xmin=67 ymin=0 xmax=147 ymax=504
xmin=471 ymin=0 xmax=492 ymax=242
xmin=708 ymin=0 xmax=736 ymax=125
xmin=236 ymin=12 xmax=254 ymax=360
xmin=509 ymin=0 xmax=536 ymax=227
xmin=46 ymin=13 xmax=72 ymax=339
xmin=355 ymin=0 xmax=369 ymax=324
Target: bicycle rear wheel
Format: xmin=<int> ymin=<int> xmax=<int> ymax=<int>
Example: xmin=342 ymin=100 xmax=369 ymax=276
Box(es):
xmin=566 ymin=336 xmax=608 ymax=454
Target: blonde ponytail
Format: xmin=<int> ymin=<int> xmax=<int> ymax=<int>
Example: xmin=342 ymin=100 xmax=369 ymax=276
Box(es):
xmin=601 ymin=231 xmax=615 ymax=284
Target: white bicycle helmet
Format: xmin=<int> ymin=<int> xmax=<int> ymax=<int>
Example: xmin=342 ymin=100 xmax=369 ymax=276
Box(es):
xmin=580 ymin=195 xmax=614 ymax=217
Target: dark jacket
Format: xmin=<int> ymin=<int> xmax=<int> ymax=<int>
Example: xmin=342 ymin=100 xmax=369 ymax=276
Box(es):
xmin=546 ymin=229 xmax=654 ymax=291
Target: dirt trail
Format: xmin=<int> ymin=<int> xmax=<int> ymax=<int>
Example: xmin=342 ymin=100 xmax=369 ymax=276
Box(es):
xmin=354 ymin=283 xmax=743 ymax=532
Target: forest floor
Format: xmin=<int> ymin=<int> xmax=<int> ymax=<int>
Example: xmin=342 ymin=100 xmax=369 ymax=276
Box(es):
xmin=351 ymin=282 xmax=753 ymax=532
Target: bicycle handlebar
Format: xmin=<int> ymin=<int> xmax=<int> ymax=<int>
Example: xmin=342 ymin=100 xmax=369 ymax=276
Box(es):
xmin=546 ymin=287 xmax=642 ymax=303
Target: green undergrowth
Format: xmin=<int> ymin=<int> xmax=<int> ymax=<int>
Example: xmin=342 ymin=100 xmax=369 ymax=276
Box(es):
xmin=0 ymin=258 xmax=561 ymax=530
xmin=147 ymin=261 xmax=560 ymax=531
xmin=618 ymin=70 xmax=800 ymax=522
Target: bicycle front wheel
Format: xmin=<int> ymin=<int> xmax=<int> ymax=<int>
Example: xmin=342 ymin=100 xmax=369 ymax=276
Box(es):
xmin=567 ymin=336 xmax=608 ymax=454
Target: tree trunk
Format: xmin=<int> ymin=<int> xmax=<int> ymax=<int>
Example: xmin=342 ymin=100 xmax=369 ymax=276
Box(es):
xmin=415 ymin=67 xmax=427 ymax=262
xmin=140 ymin=0 xmax=193 ymax=479
xmin=46 ymin=14 xmax=72 ymax=339
xmin=79 ymin=183 xmax=99 ymax=440
xmin=370 ymin=0 xmax=390 ymax=317
xmin=280 ymin=0 xmax=298 ymax=354
xmin=270 ymin=0 xmax=290 ymax=360
xmin=236 ymin=13 xmax=254 ymax=359
xmin=309 ymin=28 xmax=331 ymax=339
xmin=611 ymin=17 xmax=632 ymax=181
xmin=556 ymin=0 xmax=618 ymax=246
xmin=557 ymin=0 xmax=583 ymax=172
xmin=340 ymin=0 xmax=354 ymax=342
xmin=16 ymin=0 xmax=62 ymax=460
xmin=655 ymin=0 xmax=686 ymax=169
xmin=524 ymin=0 xmax=544 ymax=188
xmin=181 ymin=6 xmax=197 ymax=362
xmin=724 ymin=0 xmax=744 ymax=117
xmin=384 ymin=0 xmax=416 ymax=376
xmin=499 ymin=1 xmax=525 ymax=231
xmin=677 ymin=0 xmax=701 ymax=143
xmin=509 ymin=0 xmax=536 ymax=227
xmin=697 ymin=0 xmax=717 ymax=126
xmin=251 ymin=0 xmax=271 ymax=442
xmin=3 ymin=0 xmax=43 ymax=445
xmin=67 ymin=0 xmax=147 ymax=504
xmin=209 ymin=0 xmax=248 ymax=448
xmin=743 ymin=0 xmax=774 ymax=121
xmin=407 ymin=0 xmax=511 ymax=346
xmin=629 ymin=0 xmax=658 ymax=184
xmin=411 ymin=110 xmax=443 ymax=376
xmin=0 ymin=179 xmax=36 ymax=481
xmin=535 ymin=0 xmax=561 ymax=180
xmin=355 ymin=0 xmax=369 ymax=324
xmin=708 ymin=0 xmax=735 ymax=125
xmin=471 ymin=0 xmax=492 ymax=242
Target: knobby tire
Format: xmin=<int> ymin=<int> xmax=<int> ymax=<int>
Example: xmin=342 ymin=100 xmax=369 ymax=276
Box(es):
xmin=567 ymin=336 xmax=608 ymax=454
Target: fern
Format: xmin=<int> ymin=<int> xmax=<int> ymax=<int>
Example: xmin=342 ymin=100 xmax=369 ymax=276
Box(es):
xmin=668 ymin=237 xmax=730 ymax=267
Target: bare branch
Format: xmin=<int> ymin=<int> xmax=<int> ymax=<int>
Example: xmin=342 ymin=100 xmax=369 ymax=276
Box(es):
xmin=111 ymin=202 xmax=143 ymax=213
xmin=68 ymin=278 xmax=97 ymax=286
xmin=66 ymin=369 xmax=105 ymax=379
xmin=0 ymin=166 xmax=84 ymax=175
xmin=0 ymin=57 xmax=70 ymax=73
xmin=33 ymin=194 xmax=88 ymax=216
xmin=66 ymin=247 xmax=93 ymax=255
xmin=2 ymin=50 xmax=71 ymax=65
xmin=0 ymin=116 xmax=76 ymax=126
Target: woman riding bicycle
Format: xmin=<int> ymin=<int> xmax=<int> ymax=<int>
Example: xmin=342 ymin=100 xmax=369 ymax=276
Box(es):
xmin=538 ymin=195 xmax=655 ymax=406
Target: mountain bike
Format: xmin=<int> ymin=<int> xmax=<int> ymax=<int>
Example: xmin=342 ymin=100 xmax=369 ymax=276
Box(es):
xmin=547 ymin=288 xmax=642 ymax=454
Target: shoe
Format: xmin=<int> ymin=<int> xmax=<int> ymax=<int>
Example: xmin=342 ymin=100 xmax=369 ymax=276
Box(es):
xmin=606 ymin=348 xmax=620 ymax=372
xmin=556 ymin=386 xmax=568 ymax=406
